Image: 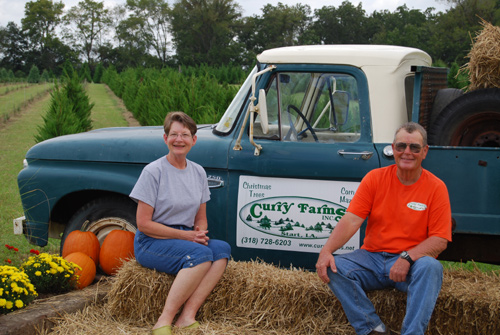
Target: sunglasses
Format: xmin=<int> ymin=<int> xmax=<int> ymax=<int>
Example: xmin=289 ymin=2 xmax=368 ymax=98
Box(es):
xmin=393 ymin=142 xmax=423 ymax=153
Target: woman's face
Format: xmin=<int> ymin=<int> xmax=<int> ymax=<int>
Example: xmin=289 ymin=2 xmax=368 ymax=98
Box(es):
xmin=164 ymin=121 xmax=197 ymax=156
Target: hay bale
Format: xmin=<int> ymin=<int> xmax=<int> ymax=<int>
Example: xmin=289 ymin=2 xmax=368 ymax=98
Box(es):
xmin=198 ymin=260 xmax=347 ymax=333
xmin=462 ymin=19 xmax=500 ymax=91
xmin=106 ymin=259 xmax=175 ymax=325
xmin=430 ymin=269 xmax=500 ymax=334
xmin=107 ymin=259 xmax=350 ymax=334
xmin=103 ymin=259 xmax=499 ymax=335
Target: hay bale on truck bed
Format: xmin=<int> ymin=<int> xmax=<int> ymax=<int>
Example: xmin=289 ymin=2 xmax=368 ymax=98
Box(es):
xmin=104 ymin=259 xmax=499 ymax=335
xmin=463 ymin=19 xmax=500 ymax=91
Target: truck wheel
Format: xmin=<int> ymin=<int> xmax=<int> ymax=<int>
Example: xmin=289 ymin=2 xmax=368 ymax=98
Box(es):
xmin=60 ymin=196 xmax=137 ymax=252
xmin=430 ymin=88 xmax=464 ymax=126
xmin=428 ymin=88 xmax=500 ymax=147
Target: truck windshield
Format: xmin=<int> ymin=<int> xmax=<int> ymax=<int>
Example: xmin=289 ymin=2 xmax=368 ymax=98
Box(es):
xmin=215 ymin=66 xmax=258 ymax=134
xmin=254 ymin=71 xmax=361 ymax=143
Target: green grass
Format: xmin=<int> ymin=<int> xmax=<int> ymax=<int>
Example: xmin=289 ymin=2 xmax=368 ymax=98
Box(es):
xmin=0 ymin=83 xmax=131 ymax=268
xmin=0 ymin=83 xmax=53 ymax=122
xmin=0 ymin=83 xmax=29 ymax=96
xmin=0 ymin=92 xmax=58 ymax=268
xmin=87 ymin=83 xmax=129 ymax=129
xmin=441 ymin=260 xmax=500 ymax=274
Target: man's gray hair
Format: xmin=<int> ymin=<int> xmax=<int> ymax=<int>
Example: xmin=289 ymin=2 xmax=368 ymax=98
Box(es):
xmin=394 ymin=122 xmax=427 ymax=146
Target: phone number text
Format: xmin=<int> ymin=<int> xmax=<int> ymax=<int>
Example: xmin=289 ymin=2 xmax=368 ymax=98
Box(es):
xmin=240 ymin=237 xmax=292 ymax=246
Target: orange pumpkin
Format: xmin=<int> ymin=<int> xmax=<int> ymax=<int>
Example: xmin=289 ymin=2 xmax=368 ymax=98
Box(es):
xmin=99 ymin=230 xmax=135 ymax=275
xmin=65 ymin=252 xmax=96 ymax=289
xmin=62 ymin=230 xmax=100 ymax=267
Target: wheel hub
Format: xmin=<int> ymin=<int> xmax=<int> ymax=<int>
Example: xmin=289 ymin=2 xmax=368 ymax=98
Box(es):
xmin=85 ymin=217 xmax=137 ymax=245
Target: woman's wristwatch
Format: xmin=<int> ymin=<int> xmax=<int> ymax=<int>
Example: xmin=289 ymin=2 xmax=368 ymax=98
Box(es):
xmin=400 ymin=251 xmax=415 ymax=266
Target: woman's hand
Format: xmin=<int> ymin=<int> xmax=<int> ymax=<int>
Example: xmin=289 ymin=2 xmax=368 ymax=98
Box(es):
xmin=189 ymin=226 xmax=209 ymax=245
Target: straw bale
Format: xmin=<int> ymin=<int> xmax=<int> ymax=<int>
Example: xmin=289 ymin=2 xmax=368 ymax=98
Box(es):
xmin=198 ymin=259 xmax=348 ymax=333
xmin=106 ymin=259 xmax=175 ymax=325
xmin=462 ymin=19 xmax=500 ymax=91
xmin=107 ymin=259 xmax=351 ymax=334
xmin=48 ymin=259 xmax=499 ymax=335
xmin=429 ymin=268 xmax=500 ymax=334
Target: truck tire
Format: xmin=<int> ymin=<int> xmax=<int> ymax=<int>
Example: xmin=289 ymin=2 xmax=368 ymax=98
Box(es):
xmin=428 ymin=88 xmax=500 ymax=147
xmin=430 ymin=88 xmax=464 ymax=126
xmin=60 ymin=196 xmax=137 ymax=253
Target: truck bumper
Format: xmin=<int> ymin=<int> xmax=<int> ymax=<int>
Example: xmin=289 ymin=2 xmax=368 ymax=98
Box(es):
xmin=13 ymin=216 xmax=25 ymax=234
xmin=12 ymin=215 xmax=49 ymax=247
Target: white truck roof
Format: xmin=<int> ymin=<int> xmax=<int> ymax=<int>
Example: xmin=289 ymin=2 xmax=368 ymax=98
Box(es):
xmin=257 ymin=45 xmax=433 ymax=143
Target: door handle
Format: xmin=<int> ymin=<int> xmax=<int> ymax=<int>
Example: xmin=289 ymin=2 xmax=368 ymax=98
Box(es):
xmin=337 ymin=150 xmax=374 ymax=160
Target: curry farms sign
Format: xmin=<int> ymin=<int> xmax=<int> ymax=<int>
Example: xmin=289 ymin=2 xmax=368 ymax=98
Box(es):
xmin=236 ymin=176 xmax=361 ymax=253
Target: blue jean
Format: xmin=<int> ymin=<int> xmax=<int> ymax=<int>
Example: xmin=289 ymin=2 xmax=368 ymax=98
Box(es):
xmin=327 ymin=249 xmax=443 ymax=335
xmin=134 ymin=227 xmax=231 ymax=275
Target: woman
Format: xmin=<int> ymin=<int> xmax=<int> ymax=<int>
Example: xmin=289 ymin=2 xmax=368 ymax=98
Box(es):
xmin=130 ymin=111 xmax=231 ymax=335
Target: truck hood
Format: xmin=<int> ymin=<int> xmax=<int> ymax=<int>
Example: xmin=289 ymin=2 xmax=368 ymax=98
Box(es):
xmin=25 ymin=125 xmax=229 ymax=169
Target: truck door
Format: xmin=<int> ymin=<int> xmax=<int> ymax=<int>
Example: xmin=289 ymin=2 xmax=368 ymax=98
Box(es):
xmin=227 ymin=66 xmax=380 ymax=269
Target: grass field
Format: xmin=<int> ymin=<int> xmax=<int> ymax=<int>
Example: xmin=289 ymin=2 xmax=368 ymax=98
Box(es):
xmin=0 ymin=83 xmax=53 ymax=123
xmin=0 ymin=83 xmax=132 ymax=267
xmin=0 ymin=83 xmax=29 ymax=96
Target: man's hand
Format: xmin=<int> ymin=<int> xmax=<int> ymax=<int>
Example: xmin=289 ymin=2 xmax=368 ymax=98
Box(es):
xmin=389 ymin=257 xmax=410 ymax=282
xmin=316 ymin=251 xmax=337 ymax=284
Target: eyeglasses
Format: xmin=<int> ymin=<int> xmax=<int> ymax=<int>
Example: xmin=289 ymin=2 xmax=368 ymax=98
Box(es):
xmin=393 ymin=142 xmax=423 ymax=153
xmin=168 ymin=133 xmax=192 ymax=140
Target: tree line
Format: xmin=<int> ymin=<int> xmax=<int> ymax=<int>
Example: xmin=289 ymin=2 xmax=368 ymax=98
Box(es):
xmin=0 ymin=0 xmax=499 ymax=79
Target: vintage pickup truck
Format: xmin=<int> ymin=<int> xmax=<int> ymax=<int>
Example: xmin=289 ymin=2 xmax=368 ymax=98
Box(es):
xmin=16 ymin=45 xmax=500 ymax=268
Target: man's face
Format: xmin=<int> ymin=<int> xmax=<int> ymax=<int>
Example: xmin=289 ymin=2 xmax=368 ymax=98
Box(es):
xmin=392 ymin=129 xmax=428 ymax=172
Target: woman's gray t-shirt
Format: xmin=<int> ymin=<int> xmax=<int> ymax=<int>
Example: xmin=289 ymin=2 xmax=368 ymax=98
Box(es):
xmin=130 ymin=157 xmax=210 ymax=228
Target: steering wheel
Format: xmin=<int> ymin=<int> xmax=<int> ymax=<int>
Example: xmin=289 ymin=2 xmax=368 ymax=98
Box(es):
xmin=285 ymin=104 xmax=319 ymax=142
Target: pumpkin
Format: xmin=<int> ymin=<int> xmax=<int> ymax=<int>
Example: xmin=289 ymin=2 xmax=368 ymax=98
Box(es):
xmin=99 ymin=230 xmax=135 ymax=275
xmin=62 ymin=230 xmax=100 ymax=267
xmin=65 ymin=252 xmax=96 ymax=289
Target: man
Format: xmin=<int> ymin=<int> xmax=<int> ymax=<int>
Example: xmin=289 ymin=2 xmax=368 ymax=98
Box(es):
xmin=316 ymin=122 xmax=452 ymax=335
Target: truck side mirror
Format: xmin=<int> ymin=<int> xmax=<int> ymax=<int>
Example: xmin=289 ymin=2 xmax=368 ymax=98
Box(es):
xmin=257 ymin=89 xmax=269 ymax=134
xmin=329 ymin=90 xmax=350 ymax=128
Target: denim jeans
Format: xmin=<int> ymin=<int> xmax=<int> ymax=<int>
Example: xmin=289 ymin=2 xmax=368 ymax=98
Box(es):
xmin=134 ymin=227 xmax=231 ymax=275
xmin=327 ymin=249 xmax=443 ymax=335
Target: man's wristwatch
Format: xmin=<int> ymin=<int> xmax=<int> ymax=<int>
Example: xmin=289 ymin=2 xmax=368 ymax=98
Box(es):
xmin=400 ymin=251 xmax=414 ymax=266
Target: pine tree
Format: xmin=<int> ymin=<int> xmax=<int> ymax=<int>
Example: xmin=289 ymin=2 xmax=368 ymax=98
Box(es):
xmin=35 ymin=69 xmax=94 ymax=143
xmin=27 ymin=65 xmax=40 ymax=83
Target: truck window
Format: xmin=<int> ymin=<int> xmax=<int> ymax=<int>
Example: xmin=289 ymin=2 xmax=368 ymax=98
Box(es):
xmin=254 ymin=71 xmax=361 ymax=143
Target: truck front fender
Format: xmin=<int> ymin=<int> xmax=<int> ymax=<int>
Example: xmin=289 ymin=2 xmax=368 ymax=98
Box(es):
xmin=17 ymin=160 xmax=145 ymax=246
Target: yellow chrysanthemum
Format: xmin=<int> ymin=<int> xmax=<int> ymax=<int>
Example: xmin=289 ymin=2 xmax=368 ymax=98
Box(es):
xmin=6 ymin=301 xmax=13 ymax=309
xmin=15 ymin=300 xmax=23 ymax=308
xmin=35 ymin=271 xmax=42 ymax=277
xmin=0 ymin=299 xmax=6 ymax=307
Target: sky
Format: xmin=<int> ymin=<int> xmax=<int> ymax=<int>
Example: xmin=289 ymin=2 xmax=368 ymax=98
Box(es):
xmin=0 ymin=0 xmax=451 ymax=27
